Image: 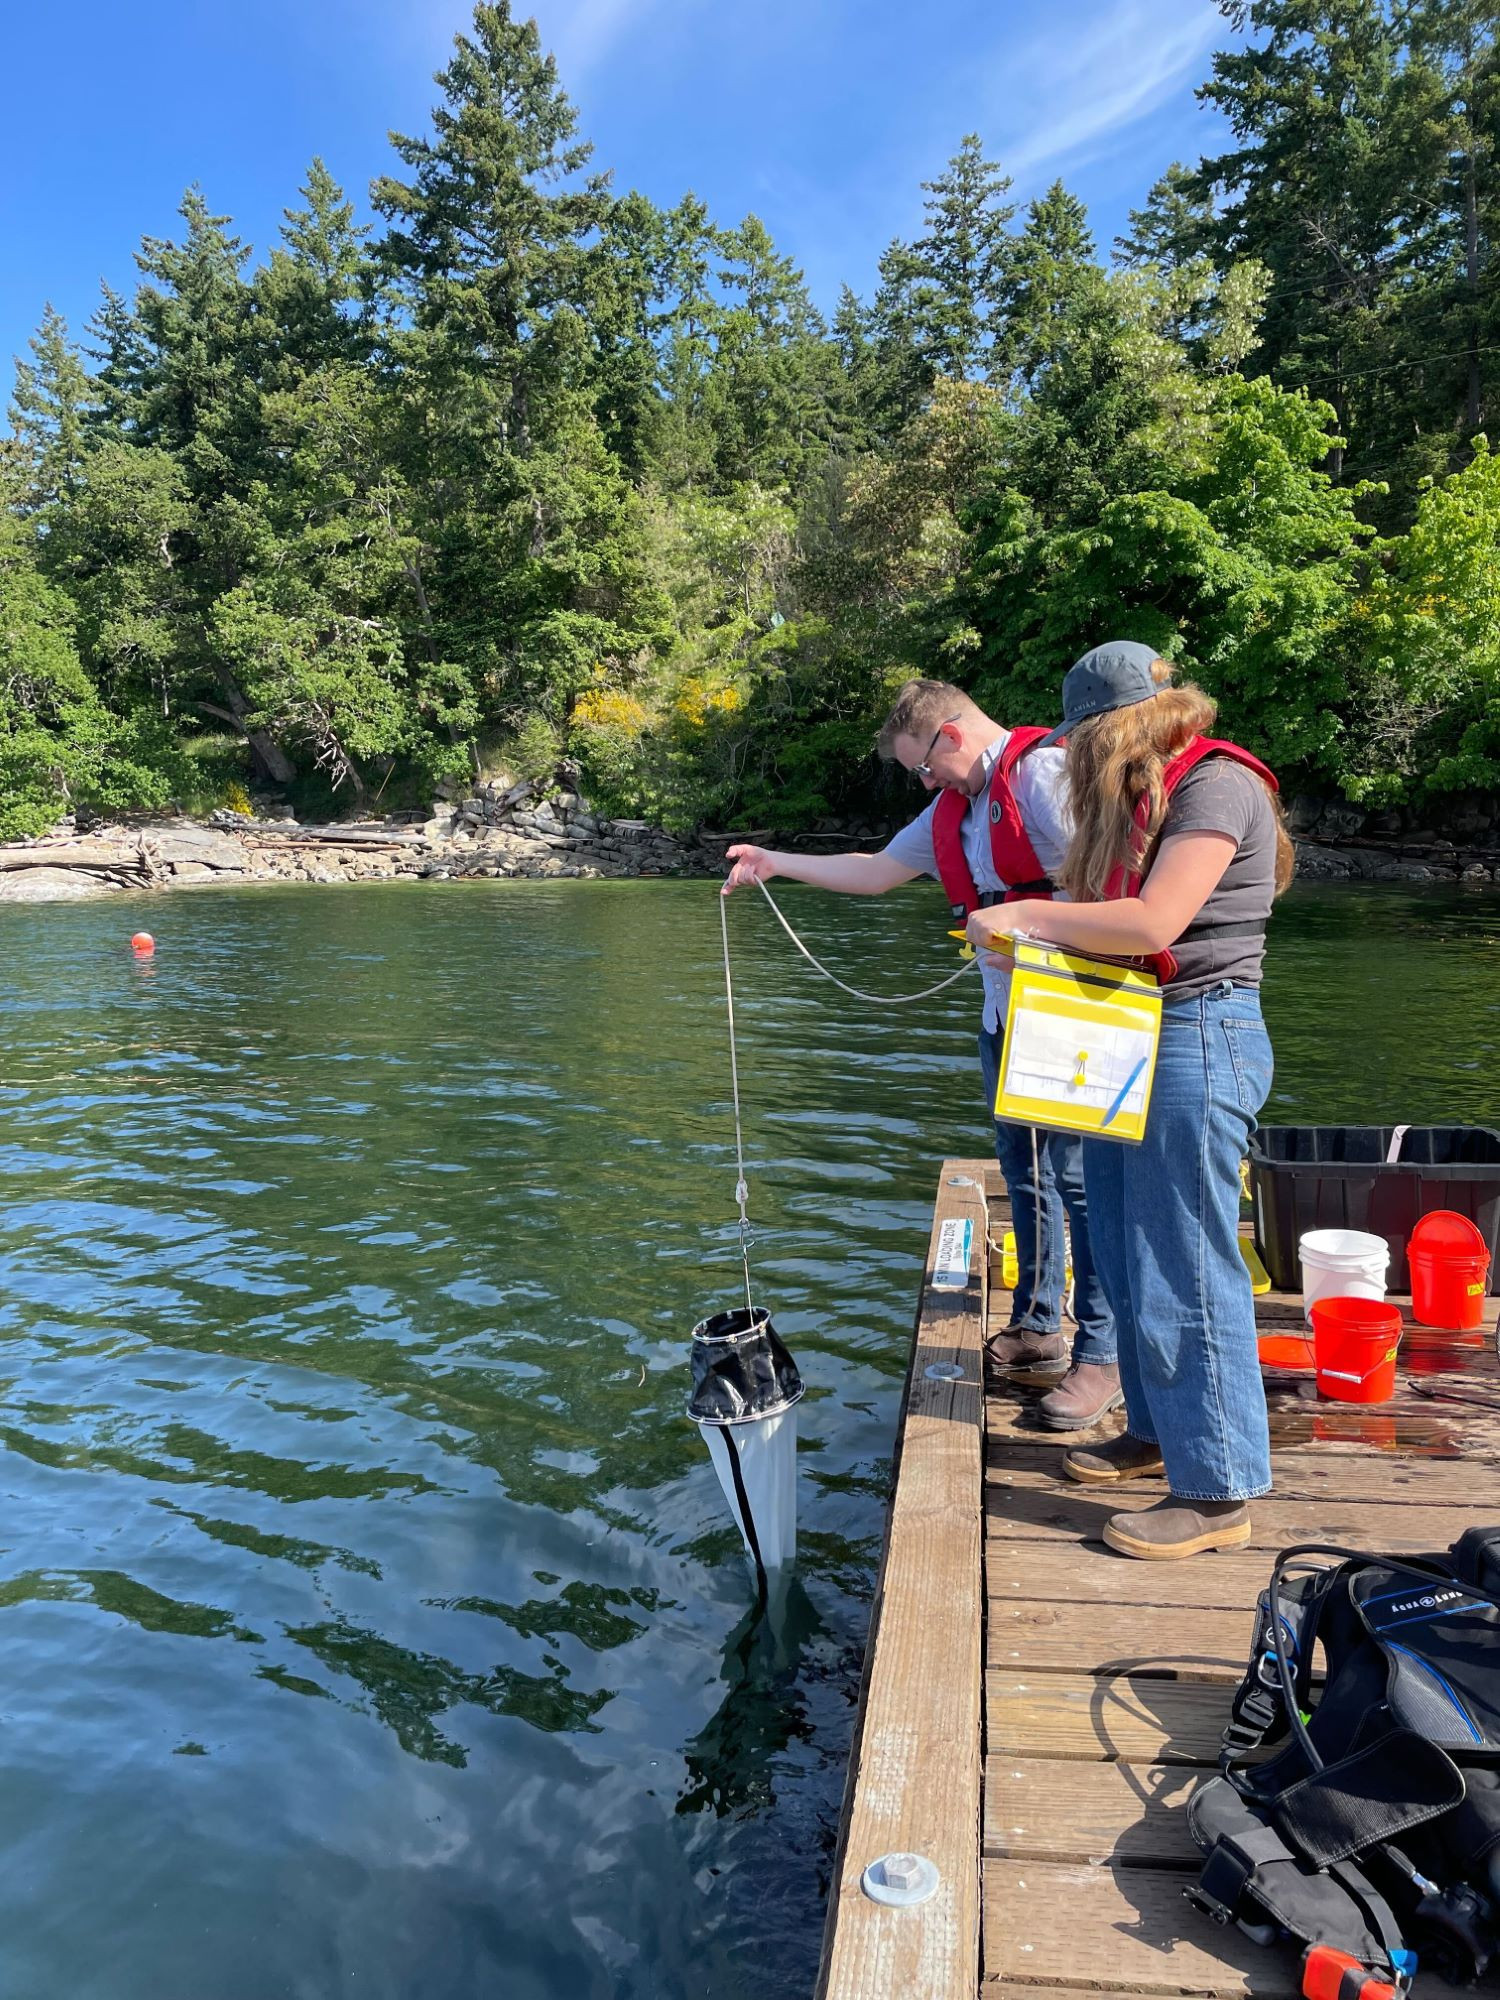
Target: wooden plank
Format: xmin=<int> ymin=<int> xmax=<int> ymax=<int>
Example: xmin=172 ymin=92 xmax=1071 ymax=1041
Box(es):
xmin=982 ymin=1861 xmax=1298 ymax=1994
xmin=984 ymin=1478 xmax=1484 ymax=1553
xmin=987 ymin=1672 xmax=1230 ymax=1764
xmin=988 ymin=1600 xmax=1254 ymax=1680
xmin=988 ymin=1542 xmax=1289 ymax=1611
xmin=987 ymin=1438 xmax=1500 ymax=1505
xmin=986 ymin=1395 xmax=1126 ymax=1447
xmin=817 ymin=1161 xmax=988 ymax=2000
xmin=983 ymin=1990 xmax=1295 ymax=2000
xmin=984 ymin=1757 xmax=1203 ymax=1864
xmin=985 ymin=1370 xmax=1497 ymax=1456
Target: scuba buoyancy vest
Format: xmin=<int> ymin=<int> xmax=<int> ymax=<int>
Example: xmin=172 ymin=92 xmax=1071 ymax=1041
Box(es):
xmin=931 ymin=726 xmax=1057 ymax=921
xmin=1189 ymin=1527 xmax=1500 ymax=1997
xmin=1103 ymin=737 xmax=1278 ymax=985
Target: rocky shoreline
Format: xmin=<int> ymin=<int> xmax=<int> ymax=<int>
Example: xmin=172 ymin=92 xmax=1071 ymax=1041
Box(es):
xmin=4 ymin=778 xmax=1499 ymax=901
xmin=1287 ymin=797 xmax=1500 ymax=883
xmin=0 ymin=778 xmax=717 ymax=900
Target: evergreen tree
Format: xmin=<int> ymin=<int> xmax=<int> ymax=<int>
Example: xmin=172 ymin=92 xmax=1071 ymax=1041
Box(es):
xmin=125 ymin=188 xmax=258 ymax=470
xmin=39 ymin=439 xmax=192 ymax=723
xmin=992 ymin=267 xmax=1186 ymax=528
xmin=8 ymin=306 xmax=95 ymax=514
xmin=1197 ymin=0 xmax=1454 ymax=493
xmin=254 ymin=157 xmax=373 ymax=385
xmin=649 ymin=194 xmax=725 ymax=492
xmin=709 ymin=214 xmax=831 ymax=488
xmin=222 ymin=161 xmax=460 ymax=801
xmin=1114 ymin=162 xmax=1221 ymax=347
xmin=829 ymin=287 xmax=876 ymax=430
xmin=864 ymin=237 xmax=935 ymax=436
xmin=590 ymin=189 xmax=670 ymax=477
xmin=373 ymin=1 xmax=610 ymax=463
xmin=999 ymin=181 xmax=1099 ymax=390
xmin=1115 ymin=162 xmax=1216 ymax=273
xmin=76 ymin=193 xmax=297 ymax=778
xmin=910 ymin=134 xmax=1016 ymax=379
xmin=373 ymin=2 xmax=669 ymax=735
xmin=1406 ymin=0 xmax=1499 ymax=455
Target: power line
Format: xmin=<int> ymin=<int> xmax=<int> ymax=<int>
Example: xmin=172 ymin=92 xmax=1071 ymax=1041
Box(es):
xmin=1289 ymin=339 xmax=1500 ymax=390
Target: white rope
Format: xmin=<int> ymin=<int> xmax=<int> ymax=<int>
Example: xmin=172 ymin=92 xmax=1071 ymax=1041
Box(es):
xmin=718 ymin=890 xmax=755 ymax=1314
xmin=749 ymin=878 xmax=980 ymax=1004
xmin=717 ymin=877 xmax=979 ymax=1306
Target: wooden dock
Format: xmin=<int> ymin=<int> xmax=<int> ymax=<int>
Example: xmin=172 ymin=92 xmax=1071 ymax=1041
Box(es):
xmin=818 ymin=1158 xmax=1500 ymax=2000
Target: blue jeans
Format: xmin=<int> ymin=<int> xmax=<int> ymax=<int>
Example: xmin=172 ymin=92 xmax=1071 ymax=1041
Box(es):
xmin=978 ymin=1029 xmax=1116 ymax=1365
xmin=1081 ymin=983 xmax=1274 ymax=1502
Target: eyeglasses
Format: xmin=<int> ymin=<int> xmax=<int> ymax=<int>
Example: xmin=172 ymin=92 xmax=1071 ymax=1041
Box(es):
xmin=912 ymin=717 xmax=961 ymax=780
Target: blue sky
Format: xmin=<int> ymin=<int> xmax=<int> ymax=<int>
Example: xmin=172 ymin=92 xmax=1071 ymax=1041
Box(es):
xmin=3 ymin=0 xmax=1242 ymax=384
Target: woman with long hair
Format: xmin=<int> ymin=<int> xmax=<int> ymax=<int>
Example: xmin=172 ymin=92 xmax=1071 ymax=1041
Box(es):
xmin=968 ymin=641 xmax=1295 ymax=1561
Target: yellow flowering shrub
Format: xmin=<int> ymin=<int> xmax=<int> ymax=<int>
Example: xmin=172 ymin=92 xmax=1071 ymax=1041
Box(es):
xmin=672 ymin=678 xmax=742 ymax=729
xmin=572 ymin=690 xmax=648 ymax=735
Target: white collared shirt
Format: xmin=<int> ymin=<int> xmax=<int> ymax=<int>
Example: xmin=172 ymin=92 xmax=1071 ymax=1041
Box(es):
xmin=881 ymin=733 xmax=1073 ymax=1031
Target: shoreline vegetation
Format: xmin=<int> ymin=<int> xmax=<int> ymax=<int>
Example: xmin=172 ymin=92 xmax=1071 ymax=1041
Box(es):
xmin=3 ymin=2 xmax=1499 ymax=853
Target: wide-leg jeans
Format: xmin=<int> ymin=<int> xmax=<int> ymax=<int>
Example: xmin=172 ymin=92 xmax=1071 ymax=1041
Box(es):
xmin=979 ymin=1028 xmax=1116 ymax=1366
xmin=1081 ymin=982 xmax=1274 ymax=1501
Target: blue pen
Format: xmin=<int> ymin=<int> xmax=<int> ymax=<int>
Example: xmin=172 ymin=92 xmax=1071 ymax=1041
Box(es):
xmin=1101 ymin=1056 xmax=1147 ymax=1129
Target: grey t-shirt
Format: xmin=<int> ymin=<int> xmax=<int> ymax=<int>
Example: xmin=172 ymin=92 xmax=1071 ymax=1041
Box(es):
xmin=1154 ymin=759 xmax=1278 ymax=996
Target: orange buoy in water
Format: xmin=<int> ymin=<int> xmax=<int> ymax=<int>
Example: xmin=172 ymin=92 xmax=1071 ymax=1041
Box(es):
xmin=131 ymin=932 xmax=155 ymax=957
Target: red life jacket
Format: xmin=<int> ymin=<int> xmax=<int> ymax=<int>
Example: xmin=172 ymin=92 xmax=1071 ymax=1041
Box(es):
xmin=1104 ymin=737 xmax=1278 ymax=985
xmin=931 ymin=726 xmax=1058 ymax=921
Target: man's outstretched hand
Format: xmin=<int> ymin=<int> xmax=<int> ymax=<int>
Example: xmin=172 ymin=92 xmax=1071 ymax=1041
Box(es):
xmin=722 ymin=843 xmax=776 ymax=895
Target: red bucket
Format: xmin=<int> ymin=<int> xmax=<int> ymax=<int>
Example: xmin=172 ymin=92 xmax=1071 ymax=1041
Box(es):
xmin=1409 ymin=1211 xmax=1491 ymax=1330
xmin=1310 ymin=1296 xmax=1403 ymax=1404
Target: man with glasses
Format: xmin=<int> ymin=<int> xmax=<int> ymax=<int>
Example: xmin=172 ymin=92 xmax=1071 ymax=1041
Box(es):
xmin=722 ymin=679 xmax=1119 ymax=1431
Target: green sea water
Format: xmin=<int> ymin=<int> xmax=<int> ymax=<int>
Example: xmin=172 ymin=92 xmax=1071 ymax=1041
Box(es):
xmin=0 ymin=876 xmax=1496 ymax=1998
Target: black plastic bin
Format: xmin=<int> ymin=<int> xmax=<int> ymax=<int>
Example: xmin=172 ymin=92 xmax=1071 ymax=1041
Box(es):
xmin=1249 ymin=1126 xmax=1500 ymax=1296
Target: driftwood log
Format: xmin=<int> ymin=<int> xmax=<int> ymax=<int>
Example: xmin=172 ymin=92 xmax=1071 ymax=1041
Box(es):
xmin=246 ymin=829 xmax=418 ymax=850
xmin=0 ymin=842 xmax=158 ymax=881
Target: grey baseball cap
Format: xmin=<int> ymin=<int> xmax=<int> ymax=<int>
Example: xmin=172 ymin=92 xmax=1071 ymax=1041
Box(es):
xmin=1035 ymin=640 xmax=1162 ymax=748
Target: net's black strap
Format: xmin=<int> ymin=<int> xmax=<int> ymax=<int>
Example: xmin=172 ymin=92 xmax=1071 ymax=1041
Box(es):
xmin=723 ymin=1427 xmax=768 ymax=1601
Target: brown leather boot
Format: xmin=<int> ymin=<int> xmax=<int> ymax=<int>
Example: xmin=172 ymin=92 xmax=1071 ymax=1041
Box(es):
xmin=1103 ymin=1497 xmax=1252 ymax=1561
xmin=1063 ymin=1432 xmax=1165 ymax=1485
xmin=1035 ymin=1361 xmax=1123 ymax=1430
xmin=984 ymin=1326 xmax=1068 ymax=1380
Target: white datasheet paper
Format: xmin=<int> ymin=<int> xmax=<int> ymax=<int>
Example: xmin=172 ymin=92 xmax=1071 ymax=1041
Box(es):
xmin=1003 ymin=1010 xmax=1154 ymax=1121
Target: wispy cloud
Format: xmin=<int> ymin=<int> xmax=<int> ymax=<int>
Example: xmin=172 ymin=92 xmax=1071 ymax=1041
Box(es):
xmin=996 ymin=0 xmax=1221 ymax=184
xmin=530 ymin=0 xmax=662 ymax=82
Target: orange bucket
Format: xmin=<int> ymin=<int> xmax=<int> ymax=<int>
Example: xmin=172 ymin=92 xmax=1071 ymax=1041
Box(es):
xmin=1409 ymin=1210 xmax=1491 ymax=1331
xmin=1310 ymin=1296 xmax=1403 ymax=1404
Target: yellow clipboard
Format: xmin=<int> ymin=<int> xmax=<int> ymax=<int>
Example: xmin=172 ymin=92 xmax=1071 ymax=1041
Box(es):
xmin=992 ymin=938 xmax=1162 ymax=1144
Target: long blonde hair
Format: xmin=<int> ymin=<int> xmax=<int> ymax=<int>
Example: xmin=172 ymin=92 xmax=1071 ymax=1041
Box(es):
xmin=1060 ymin=660 xmax=1295 ymax=902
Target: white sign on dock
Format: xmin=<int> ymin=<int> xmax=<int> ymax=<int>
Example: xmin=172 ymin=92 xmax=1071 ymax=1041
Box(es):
xmin=931 ymin=1216 xmax=974 ymax=1290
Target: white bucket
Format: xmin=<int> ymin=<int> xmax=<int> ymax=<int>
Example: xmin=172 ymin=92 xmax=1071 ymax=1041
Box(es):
xmin=1299 ymin=1228 xmax=1389 ymax=1324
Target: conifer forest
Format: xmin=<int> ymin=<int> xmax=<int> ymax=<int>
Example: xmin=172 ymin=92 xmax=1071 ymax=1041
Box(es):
xmin=3 ymin=0 xmax=1498 ymax=840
